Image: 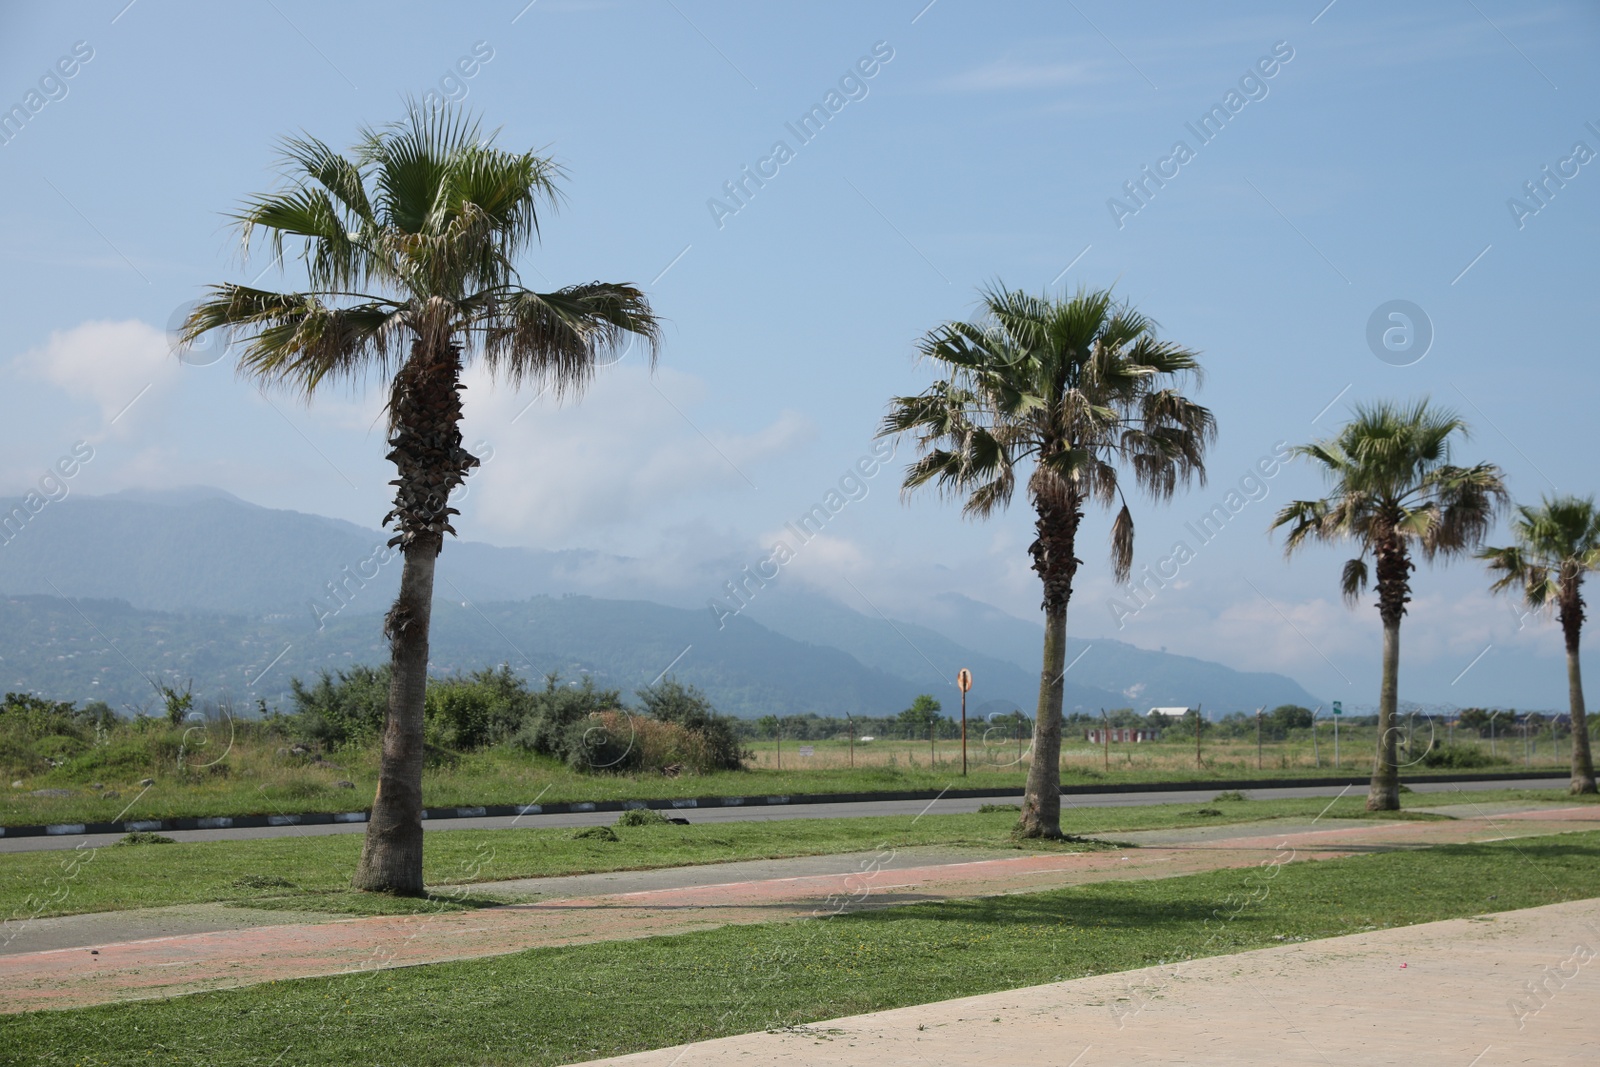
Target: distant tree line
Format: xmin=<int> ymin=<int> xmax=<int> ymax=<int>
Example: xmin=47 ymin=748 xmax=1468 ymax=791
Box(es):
xmin=734 ymin=695 xmax=1035 ymax=742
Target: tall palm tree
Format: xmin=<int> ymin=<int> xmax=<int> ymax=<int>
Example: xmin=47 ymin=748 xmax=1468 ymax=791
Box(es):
xmin=181 ymin=108 xmax=660 ymax=893
xmin=1480 ymin=495 xmax=1600 ymax=794
xmin=881 ymin=285 xmax=1214 ymax=838
xmin=1273 ymin=400 xmax=1505 ymax=811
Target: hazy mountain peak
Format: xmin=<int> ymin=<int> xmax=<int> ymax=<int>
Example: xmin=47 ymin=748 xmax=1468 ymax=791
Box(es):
xmin=98 ymin=486 xmax=257 ymax=507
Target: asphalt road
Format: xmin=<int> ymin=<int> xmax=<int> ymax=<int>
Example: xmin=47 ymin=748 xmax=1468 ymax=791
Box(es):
xmin=0 ymin=776 xmax=1568 ymax=854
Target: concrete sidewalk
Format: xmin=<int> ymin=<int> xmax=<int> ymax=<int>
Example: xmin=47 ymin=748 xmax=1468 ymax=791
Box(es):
xmin=581 ymin=896 xmax=1600 ymax=1067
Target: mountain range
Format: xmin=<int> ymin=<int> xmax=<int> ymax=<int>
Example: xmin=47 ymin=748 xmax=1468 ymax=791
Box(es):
xmin=0 ymin=490 xmax=1323 ymax=717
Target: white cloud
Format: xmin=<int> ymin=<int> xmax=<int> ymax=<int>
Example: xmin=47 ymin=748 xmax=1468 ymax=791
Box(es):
xmin=772 ymin=532 xmax=870 ymax=586
xmin=16 ymin=319 xmax=174 ymax=428
xmin=455 ymin=363 xmax=813 ymax=545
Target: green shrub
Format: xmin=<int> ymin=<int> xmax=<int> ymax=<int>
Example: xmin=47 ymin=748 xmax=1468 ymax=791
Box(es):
xmin=512 ymin=675 xmax=625 ymax=760
xmin=978 ymin=803 xmax=1021 ymax=814
xmin=558 ymin=711 xmax=642 ymax=773
xmin=62 ymin=732 xmax=184 ymax=779
xmin=1213 ymin=790 xmax=1247 ymax=802
xmin=425 ymin=665 xmax=542 ymax=750
xmin=425 ymin=681 xmax=497 ymax=751
xmin=34 ymin=733 xmax=87 ymax=762
xmin=290 ymin=666 xmax=390 ymax=747
xmin=0 ymin=692 xmax=102 ymax=776
xmin=637 ymin=680 xmax=748 ymax=772
xmin=572 ymin=825 xmax=619 ymax=842
xmin=1422 ymin=745 xmax=1506 ymax=769
xmin=115 ymin=831 xmax=175 ymax=846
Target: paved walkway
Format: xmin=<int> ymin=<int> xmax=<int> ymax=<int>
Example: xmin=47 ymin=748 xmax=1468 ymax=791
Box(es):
xmin=578 ymin=895 xmax=1600 ymax=1066
xmin=3 ymin=805 xmax=1595 ymax=1014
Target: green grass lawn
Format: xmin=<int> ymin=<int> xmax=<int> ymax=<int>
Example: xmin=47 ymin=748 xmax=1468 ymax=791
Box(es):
xmin=1 ymin=788 xmax=1585 ymax=921
xmin=2 ymin=828 xmax=1595 ymax=1066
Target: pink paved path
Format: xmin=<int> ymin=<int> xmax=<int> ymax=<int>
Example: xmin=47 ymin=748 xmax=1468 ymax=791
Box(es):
xmin=3 ymin=806 xmax=1595 ymax=1013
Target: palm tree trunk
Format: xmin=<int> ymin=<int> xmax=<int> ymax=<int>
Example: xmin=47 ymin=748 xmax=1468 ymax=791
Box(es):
xmin=1367 ymin=536 xmax=1410 ymax=812
xmin=351 ymin=341 xmax=477 ymax=895
xmin=1018 ymin=491 xmax=1080 ymax=839
xmin=1562 ymin=601 xmax=1597 ymax=794
xmin=352 ymin=539 xmax=438 ymax=893
xmin=1368 ymin=616 xmax=1401 ymax=811
xmin=1020 ymin=602 xmax=1066 ymax=837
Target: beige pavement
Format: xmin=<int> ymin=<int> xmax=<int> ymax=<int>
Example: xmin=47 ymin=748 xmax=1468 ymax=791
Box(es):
xmin=582 ymin=896 xmax=1600 ymax=1067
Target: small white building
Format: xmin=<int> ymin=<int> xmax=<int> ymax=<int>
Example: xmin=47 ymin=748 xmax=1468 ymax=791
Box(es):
xmin=1147 ymin=706 xmax=1193 ymax=720
xmin=1086 ymin=726 xmax=1160 ymax=743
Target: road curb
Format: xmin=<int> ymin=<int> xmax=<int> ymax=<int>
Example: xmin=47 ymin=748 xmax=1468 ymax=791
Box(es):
xmin=0 ymin=770 xmax=1568 ymax=840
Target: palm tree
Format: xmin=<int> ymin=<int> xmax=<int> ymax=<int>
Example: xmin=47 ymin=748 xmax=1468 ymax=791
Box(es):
xmin=1272 ymin=400 xmax=1506 ymax=811
xmin=1480 ymin=495 xmax=1600 ymax=794
xmin=881 ymin=285 xmax=1214 ymax=838
xmin=181 ymin=108 xmax=660 ymax=893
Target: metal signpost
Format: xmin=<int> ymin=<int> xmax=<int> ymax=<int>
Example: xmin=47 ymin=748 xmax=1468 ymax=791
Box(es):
xmin=957 ymin=669 xmax=972 ymax=776
xmin=1256 ymin=707 xmax=1264 ymax=770
xmin=1332 ymin=700 xmax=1342 ymax=769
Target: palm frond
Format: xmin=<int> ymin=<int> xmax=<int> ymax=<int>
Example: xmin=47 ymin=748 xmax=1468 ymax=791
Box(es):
xmin=182 ymin=284 xmax=405 ymax=397
xmin=476 ymin=282 xmax=659 ymax=399
xmin=1110 ymin=502 xmax=1134 ymax=584
xmin=1340 ymin=557 xmax=1369 ymax=605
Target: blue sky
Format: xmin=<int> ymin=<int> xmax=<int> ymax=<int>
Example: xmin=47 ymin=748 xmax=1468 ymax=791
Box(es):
xmin=1 ymin=0 xmax=1597 ymax=708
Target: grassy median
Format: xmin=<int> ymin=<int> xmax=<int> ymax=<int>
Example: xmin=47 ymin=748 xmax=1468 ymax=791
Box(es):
xmin=0 ymin=788 xmax=1583 ymax=921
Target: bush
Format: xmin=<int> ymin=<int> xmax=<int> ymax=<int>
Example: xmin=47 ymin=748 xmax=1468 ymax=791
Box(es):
xmin=425 ymin=665 xmax=542 ymax=750
xmin=511 ymin=675 xmax=625 ymax=760
xmin=572 ymin=825 xmax=619 ymax=842
xmin=61 ymin=732 xmax=184 ymax=780
xmin=1213 ymin=790 xmax=1247 ymax=802
xmin=1268 ymin=705 xmax=1315 ymax=734
xmin=1422 ymin=745 xmax=1506 ymax=769
xmin=34 ymin=733 xmax=87 ymax=762
xmin=558 ymin=710 xmax=643 ymax=773
xmin=978 ymin=803 xmax=1021 ymax=814
xmin=0 ymin=692 xmax=105 ymax=777
xmin=289 ymin=664 xmax=547 ymax=752
xmin=289 ymin=666 xmax=390 ymax=747
xmin=637 ymin=680 xmax=748 ymax=773
xmin=271 ymin=668 xmax=751 ymax=776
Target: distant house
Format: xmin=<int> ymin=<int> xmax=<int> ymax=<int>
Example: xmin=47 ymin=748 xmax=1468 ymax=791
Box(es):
xmin=1086 ymin=726 xmax=1161 ymax=743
